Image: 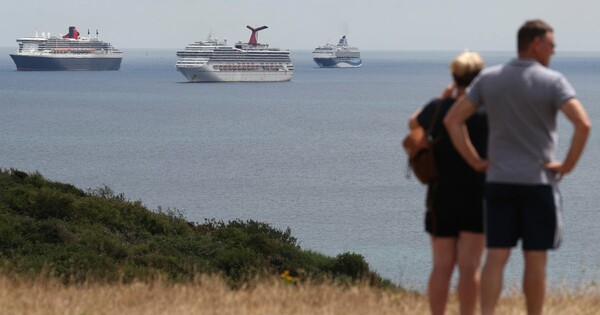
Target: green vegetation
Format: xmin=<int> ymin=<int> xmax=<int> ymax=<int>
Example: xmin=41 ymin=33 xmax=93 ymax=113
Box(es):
xmin=0 ymin=169 xmax=391 ymax=288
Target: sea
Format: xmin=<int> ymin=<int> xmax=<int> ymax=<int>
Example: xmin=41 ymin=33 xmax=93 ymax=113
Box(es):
xmin=1 ymin=47 xmax=599 ymax=292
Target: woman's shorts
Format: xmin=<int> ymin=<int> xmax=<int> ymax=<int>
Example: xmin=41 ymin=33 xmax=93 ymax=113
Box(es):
xmin=425 ymin=183 xmax=485 ymax=237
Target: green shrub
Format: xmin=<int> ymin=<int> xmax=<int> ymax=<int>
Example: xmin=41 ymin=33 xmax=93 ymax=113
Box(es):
xmin=0 ymin=206 xmax=26 ymax=251
xmin=0 ymin=169 xmax=393 ymax=288
xmin=332 ymin=252 xmax=370 ymax=280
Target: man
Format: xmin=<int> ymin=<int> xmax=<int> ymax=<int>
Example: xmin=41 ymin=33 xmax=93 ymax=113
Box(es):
xmin=444 ymin=19 xmax=591 ymax=315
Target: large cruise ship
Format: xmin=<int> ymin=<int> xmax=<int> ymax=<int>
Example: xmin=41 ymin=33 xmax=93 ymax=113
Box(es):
xmin=312 ymin=35 xmax=361 ymax=68
xmin=176 ymin=26 xmax=293 ymax=82
xmin=9 ymin=26 xmax=122 ymax=71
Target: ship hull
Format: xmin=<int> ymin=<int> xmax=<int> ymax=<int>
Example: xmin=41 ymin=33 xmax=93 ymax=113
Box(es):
xmin=176 ymin=28 xmax=293 ymax=83
xmin=10 ymin=54 xmax=122 ymax=71
xmin=177 ymin=65 xmax=293 ymax=82
xmin=313 ymin=57 xmax=362 ymax=68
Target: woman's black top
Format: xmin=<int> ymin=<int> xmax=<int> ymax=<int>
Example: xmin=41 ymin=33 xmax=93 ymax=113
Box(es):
xmin=416 ymin=97 xmax=488 ymax=186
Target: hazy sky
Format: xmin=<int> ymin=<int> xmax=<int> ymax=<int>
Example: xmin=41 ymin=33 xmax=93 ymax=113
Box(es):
xmin=2 ymin=0 xmax=599 ymax=51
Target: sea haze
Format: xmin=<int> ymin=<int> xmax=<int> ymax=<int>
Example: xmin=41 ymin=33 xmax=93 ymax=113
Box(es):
xmin=1 ymin=47 xmax=599 ymax=291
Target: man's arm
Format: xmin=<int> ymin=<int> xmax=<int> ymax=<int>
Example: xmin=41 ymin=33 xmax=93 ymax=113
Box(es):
xmin=544 ymin=98 xmax=591 ymax=177
xmin=443 ymin=95 xmax=488 ymax=172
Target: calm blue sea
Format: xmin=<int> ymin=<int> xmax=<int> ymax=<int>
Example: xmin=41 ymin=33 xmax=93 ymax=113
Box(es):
xmin=1 ymin=47 xmax=599 ymax=292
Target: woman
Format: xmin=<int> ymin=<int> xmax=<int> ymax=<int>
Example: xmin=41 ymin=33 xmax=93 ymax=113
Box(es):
xmin=408 ymin=52 xmax=487 ymax=315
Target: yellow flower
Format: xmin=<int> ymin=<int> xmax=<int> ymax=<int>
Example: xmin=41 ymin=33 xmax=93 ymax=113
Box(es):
xmin=280 ymin=270 xmax=300 ymax=283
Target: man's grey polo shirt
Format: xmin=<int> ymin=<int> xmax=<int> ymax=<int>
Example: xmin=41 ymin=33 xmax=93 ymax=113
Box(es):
xmin=467 ymin=58 xmax=576 ymax=185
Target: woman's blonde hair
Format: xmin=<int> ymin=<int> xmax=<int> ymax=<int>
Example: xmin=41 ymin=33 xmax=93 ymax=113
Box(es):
xmin=450 ymin=51 xmax=484 ymax=87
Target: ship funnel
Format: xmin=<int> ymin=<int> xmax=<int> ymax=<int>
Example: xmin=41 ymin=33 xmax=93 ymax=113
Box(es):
xmin=246 ymin=25 xmax=268 ymax=46
xmin=63 ymin=26 xmax=80 ymax=39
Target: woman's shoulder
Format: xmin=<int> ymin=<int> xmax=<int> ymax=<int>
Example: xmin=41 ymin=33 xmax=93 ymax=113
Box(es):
xmin=424 ymin=97 xmax=454 ymax=111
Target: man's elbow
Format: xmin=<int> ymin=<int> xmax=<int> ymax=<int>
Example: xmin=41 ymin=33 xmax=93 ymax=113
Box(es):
xmin=580 ymin=121 xmax=591 ymax=140
xmin=443 ymin=114 xmax=456 ymax=131
xmin=577 ymin=117 xmax=592 ymax=136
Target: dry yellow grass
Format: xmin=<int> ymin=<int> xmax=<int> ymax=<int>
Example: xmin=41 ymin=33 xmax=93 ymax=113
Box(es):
xmin=0 ymin=276 xmax=598 ymax=315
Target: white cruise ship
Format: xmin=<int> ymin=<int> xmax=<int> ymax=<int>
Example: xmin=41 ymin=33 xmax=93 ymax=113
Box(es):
xmin=313 ymin=35 xmax=361 ymax=68
xmin=10 ymin=26 xmax=122 ymax=71
xmin=176 ymin=26 xmax=293 ymax=82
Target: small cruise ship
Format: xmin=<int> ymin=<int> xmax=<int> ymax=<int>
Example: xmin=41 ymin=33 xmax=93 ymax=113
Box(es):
xmin=176 ymin=25 xmax=293 ymax=82
xmin=312 ymin=35 xmax=361 ymax=68
xmin=9 ymin=26 xmax=122 ymax=71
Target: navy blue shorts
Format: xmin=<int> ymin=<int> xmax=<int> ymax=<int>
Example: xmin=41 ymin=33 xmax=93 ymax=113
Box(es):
xmin=485 ymin=183 xmax=562 ymax=250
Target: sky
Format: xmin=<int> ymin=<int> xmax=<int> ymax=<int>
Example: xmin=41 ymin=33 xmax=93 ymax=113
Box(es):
xmin=2 ymin=0 xmax=600 ymax=51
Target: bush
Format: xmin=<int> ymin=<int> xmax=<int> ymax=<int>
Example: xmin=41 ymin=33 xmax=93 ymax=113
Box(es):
xmin=0 ymin=169 xmax=393 ymax=288
xmin=332 ymin=252 xmax=370 ymax=280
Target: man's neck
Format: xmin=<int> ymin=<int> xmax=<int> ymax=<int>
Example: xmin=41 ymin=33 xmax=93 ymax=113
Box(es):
xmin=518 ymin=50 xmax=536 ymax=60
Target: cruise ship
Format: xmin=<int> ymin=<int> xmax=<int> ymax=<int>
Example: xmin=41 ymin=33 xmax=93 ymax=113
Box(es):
xmin=9 ymin=26 xmax=122 ymax=71
xmin=313 ymin=35 xmax=361 ymax=68
xmin=176 ymin=26 xmax=293 ymax=82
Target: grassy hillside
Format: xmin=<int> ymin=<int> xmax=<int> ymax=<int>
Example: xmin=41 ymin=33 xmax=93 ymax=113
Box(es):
xmin=1 ymin=275 xmax=599 ymax=314
xmin=0 ymin=169 xmax=391 ymax=288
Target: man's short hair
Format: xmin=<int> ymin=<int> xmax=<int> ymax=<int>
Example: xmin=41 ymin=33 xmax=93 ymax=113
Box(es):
xmin=451 ymin=51 xmax=484 ymax=87
xmin=518 ymin=19 xmax=554 ymax=52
